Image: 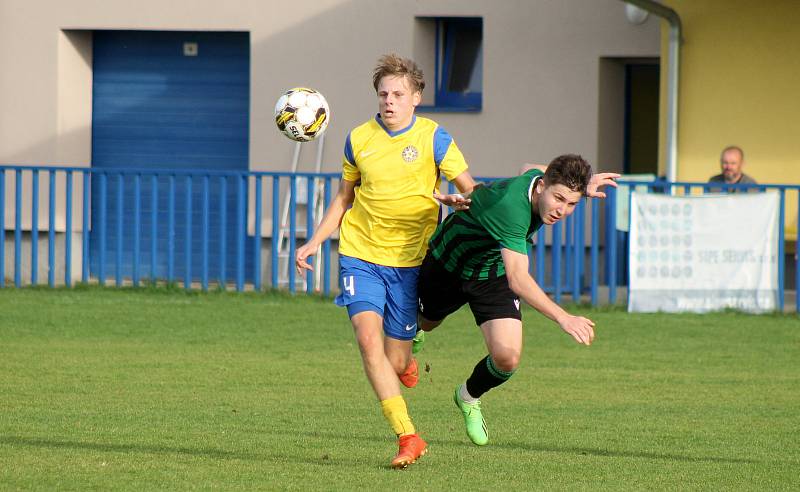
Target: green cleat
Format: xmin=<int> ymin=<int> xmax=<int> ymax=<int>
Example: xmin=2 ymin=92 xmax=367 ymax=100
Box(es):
xmin=412 ymin=329 xmax=426 ymax=354
xmin=453 ymin=386 xmax=489 ymax=446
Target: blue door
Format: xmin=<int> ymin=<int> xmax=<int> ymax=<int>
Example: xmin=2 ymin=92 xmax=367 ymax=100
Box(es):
xmin=91 ymin=30 xmax=251 ymax=284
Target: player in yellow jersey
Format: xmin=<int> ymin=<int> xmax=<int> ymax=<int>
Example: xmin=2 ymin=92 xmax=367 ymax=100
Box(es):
xmin=295 ymin=54 xmax=475 ymax=468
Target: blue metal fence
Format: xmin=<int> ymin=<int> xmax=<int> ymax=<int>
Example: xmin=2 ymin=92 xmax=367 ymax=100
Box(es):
xmin=1 ymin=165 xmax=798 ymax=312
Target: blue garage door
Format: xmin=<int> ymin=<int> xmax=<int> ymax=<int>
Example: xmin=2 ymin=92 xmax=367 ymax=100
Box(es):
xmin=91 ymin=30 xmax=251 ymax=284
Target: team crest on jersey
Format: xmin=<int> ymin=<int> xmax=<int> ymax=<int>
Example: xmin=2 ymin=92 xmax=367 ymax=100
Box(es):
xmin=401 ymin=145 xmax=419 ymax=163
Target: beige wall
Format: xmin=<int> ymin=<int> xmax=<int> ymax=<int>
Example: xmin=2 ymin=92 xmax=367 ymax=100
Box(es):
xmin=0 ymin=0 xmax=659 ymax=179
xmin=656 ymin=0 xmax=800 ymax=233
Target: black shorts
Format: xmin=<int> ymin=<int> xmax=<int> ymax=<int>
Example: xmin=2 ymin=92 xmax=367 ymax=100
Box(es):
xmin=417 ymin=252 xmax=522 ymax=326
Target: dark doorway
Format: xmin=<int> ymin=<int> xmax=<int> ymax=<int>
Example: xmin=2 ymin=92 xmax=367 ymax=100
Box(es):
xmin=624 ymin=64 xmax=660 ymax=175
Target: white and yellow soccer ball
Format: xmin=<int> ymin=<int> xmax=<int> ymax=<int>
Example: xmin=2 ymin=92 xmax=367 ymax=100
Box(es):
xmin=274 ymin=87 xmax=330 ymax=142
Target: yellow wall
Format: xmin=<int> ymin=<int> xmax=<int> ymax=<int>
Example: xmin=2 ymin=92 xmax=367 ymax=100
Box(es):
xmin=658 ymin=0 xmax=800 ymax=234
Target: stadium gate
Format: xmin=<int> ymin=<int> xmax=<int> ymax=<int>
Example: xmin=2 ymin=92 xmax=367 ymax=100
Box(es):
xmin=90 ymin=30 xmax=252 ymax=283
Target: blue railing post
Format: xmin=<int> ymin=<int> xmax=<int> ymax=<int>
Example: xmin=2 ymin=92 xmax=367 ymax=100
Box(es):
xmin=184 ymin=175 xmax=193 ymax=291
xmin=31 ymin=169 xmax=39 ymax=285
xmin=778 ymin=189 xmax=785 ymax=312
xmin=133 ymin=174 xmax=141 ymax=287
xmin=116 ymin=173 xmax=124 ymax=287
xmin=254 ymin=175 xmax=262 ymax=291
xmin=65 ymin=171 xmax=73 ymax=287
xmin=590 ymin=198 xmax=600 ymax=306
xmin=322 ymin=177 xmax=333 ymax=296
xmin=82 ymin=172 xmax=90 ymax=283
xmin=271 ymin=176 xmax=280 ymax=289
xmin=48 ymin=171 xmax=56 ymax=287
xmin=219 ymin=176 xmax=228 ymax=288
xmin=306 ymin=177 xmax=315 ymax=294
xmin=579 ymin=207 xmax=585 ymax=292
xmin=150 ymin=175 xmax=158 ymax=283
xmin=14 ymin=170 xmax=21 ymax=287
xmin=553 ymin=221 xmax=562 ymax=303
xmin=236 ymin=174 xmax=245 ymax=292
xmin=323 ymin=177 xmax=332 ymax=297
xmin=625 ymin=184 xmax=635 ymax=306
xmin=200 ymin=174 xmax=211 ymax=292
xmin=565 ymin=214 xmax=573 ymax=296
xmin=202 ymin=175 xmax=210 ymax=292
xmin=288 ymin=176 xmax=297 ymax=293
xmin=572 ymin=200 xmax=583 ymax=302
xmin=167 ymin=175 xmax=176 ymax=283
xmin=536 ymin=228 xmax=545 ymax=287
xmin=527 ymin=242 xmax=534 ymax=276
xmin=99 ymin=173 xmax=107 ymax=286
xmin=607 ymin=185 xmax=618 ymax=305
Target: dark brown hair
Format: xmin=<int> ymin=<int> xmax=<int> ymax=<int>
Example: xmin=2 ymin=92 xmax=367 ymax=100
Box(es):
xmin=544 ymin=154 xmax=592 ymax=195
xmin=372 ymin=54 xmax=425 ymax=93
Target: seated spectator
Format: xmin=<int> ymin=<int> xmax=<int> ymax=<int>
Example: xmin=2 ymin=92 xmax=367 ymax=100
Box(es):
xmin=708 ymin=146 xmax=757 ymax=192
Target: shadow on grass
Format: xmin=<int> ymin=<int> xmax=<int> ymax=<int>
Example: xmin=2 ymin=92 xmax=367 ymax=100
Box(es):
xmin=15 ymin=431 xmax=772 ymax=468
xmin=1 ymin=435 xmax=359 ymax=469
xmin=1 ymin=436 xmax=260 ymax=461
xmin=494 ymin=441 xmax=766 ymax=465
xmin=265 ymin=429 xmax=774 ymax=466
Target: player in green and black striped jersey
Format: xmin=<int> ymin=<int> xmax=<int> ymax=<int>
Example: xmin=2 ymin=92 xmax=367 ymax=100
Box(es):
xmin=428 ymin=167 xmax=546 ymax=281
xmin=416 ymin=154 xmax=619 ymax=447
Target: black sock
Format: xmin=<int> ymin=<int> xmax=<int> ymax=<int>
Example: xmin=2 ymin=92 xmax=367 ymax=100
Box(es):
xmin=465 ymin=355 xmax=516 ymax=399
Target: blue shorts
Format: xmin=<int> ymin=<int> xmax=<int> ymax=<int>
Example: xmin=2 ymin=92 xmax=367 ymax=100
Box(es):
xmin=335 ymin=255 xmax=420 ymax=341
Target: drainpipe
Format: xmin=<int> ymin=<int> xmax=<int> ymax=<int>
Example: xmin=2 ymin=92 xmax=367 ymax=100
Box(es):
xmin=622 ymin=0 xmax=682 ymax=183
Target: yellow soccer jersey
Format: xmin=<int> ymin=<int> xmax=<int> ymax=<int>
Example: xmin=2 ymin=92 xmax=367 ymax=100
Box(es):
xmin=339 ymin=114 xmax=469 ymax=267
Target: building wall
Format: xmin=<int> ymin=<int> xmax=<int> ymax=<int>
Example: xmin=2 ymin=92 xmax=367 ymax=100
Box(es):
xmin=0 ymin=0 xmax=660 ymax=286
xmin=657 ymin=0 xmax=800 ymax=232
xmin=0 ymin=0 xmax=659 ymax=178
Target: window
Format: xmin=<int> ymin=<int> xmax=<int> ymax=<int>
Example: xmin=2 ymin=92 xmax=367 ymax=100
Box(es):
xmin=417 ymin=17 xmax=483 ymax=112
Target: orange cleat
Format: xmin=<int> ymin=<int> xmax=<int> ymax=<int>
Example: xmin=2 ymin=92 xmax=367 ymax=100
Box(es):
xmin=399 ymin=357 xmax=419 ymax=388
xmin=390 ymin=433 xmax=428 ymax=469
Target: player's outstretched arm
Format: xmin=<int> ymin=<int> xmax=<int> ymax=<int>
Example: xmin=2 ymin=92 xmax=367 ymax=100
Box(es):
xmin=501 ymin=248 xmax=595 ymax=345
xmin=295 ymin=179 xmax=356 ymax=274
xmin=433 ymin=170 xmax=477 ymax=210
xmin=586 ymin=172 xmax=621 ymax=199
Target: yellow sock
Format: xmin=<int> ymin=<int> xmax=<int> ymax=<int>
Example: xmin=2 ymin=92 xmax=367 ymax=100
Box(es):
xmin=380 ymin=395 xmax=416 ymax=437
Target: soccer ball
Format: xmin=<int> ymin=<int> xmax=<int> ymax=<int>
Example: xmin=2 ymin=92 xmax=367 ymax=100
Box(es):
xmin=274 ymin=87 xmax=330 ymax=142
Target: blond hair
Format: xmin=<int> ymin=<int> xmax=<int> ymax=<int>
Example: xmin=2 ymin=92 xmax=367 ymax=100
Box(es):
xmin=372 ymin=54 xmax=425 ymax=93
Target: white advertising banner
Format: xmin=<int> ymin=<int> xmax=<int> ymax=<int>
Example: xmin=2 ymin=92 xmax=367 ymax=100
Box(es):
xmin=628 ymin=192 xmax=779 ymax=313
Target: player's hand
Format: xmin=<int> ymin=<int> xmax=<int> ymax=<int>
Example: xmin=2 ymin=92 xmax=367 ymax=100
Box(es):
xmin=295 ymin=242 xmax=317 ymax=274
xmin=586 ymin=172 xmax=621 ymax=199
xmin=557 ymin=314 xmax=596 ymax=345
xmin=434 ymin=192 xmax=471 ymax=211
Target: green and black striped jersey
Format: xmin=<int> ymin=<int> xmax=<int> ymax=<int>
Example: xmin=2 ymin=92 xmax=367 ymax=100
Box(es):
xmin=429 ymin=169 xmax=545 ymax=280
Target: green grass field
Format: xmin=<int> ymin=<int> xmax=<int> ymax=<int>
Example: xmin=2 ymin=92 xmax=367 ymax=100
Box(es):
xmin=1 ymin=286 xmax=798 ymax=490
